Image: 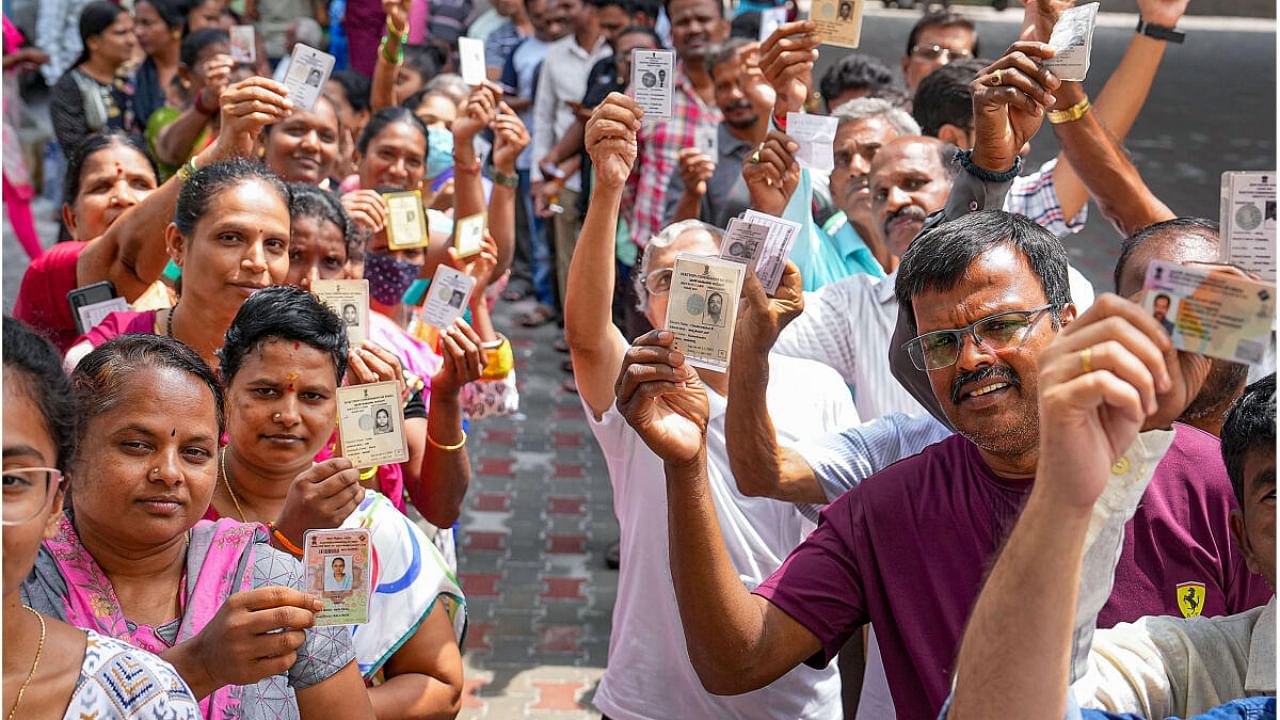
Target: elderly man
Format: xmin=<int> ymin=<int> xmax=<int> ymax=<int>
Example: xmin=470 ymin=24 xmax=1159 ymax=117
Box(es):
xmin=565 ymin=91 xmax=851 ymax=720
xmin=663 ymin=37 xmax=774 ymax=229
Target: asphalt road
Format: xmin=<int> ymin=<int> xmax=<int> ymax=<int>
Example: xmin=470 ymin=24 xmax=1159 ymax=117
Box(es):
xmin=3 ymin=9 xmax=1275 ymax=303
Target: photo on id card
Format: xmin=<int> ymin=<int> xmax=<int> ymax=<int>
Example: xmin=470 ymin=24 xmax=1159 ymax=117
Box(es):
xmin=420 ymin=265 xmax=477 ymax=329
xmin=311 ymin=279 xmax=370 ymax=347
xmin=283 ymin=44 xmax=335 ymax=112
xmin=304 ymin=529 xmax=372 ymax=625
xmin=336 ymin=381 xmax=409 ymax=468
xmin=664 ymin=254 xmax=745 ymax=372
xmin=809 ymin=0 xmax=864 ymax=48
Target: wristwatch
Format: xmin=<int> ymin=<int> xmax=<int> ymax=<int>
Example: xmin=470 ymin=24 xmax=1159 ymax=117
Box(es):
xmin=1136 ymin=18 xmax=1185 ymax=44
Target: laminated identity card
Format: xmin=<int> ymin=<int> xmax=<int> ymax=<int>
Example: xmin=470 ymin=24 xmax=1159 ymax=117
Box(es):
xmin=336 ymin=380 xmax=409 ymax=468
xmin=664 ymin=254 xmax=745 ymax=372
xmin=304 ymin=529 xmax=372 ymax=625
xmin=631 ymin=49 xmax=675 ymax=118
xmin=719 ymin=217 xmax=770 ymax=267
xmin=810 ymin=0 xmax=864 ymax=48
xmin=312 ymin=279 xmax=370 ymax=347
xmin=230 ymin=25 xmax=256 ymax=64
xmin=1142 ymin=259 xmax=1275 ymax=366
xmin=458 ymin=37 xmax=486 ymax=86
xmin=383 ymin=190 xmax=430 ymax=250
xmin=741 ymin=209 xmax=802 ymax=294
xmin=420 ymin=265 xmax=476 ymax=329
xmin=1043 ymin=3 xmax=1099 ymax=81
xmin=1220 ymin=171 xmax=1277 ymax=282
xmin=454 ymin=212 xmax=487 ymax=259
xmin=283 ymin=44 xmax=335 ymax=112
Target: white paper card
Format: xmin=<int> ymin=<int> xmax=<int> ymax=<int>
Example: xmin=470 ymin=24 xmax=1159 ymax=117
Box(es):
xmin=1221 ymin=171 xmax=1277 ymax=282
xmin=741 ymin=209 xmax=802 ymax=294
xmin=631 ymin=49 xmax=675 ymax=119
xmin=312 ymin=279 xmax=370 ymax=347
xmin=719 ymin=218 xmax=770 ymax=266
xmin=230 ymin=25 xmax=256 ymax=64
xmin=459 ymin=37 xmax=486 ymax=86
xmin=760 ymin=7 xmax=788 ymax=41
xmin=787 ymin=112 xmax=838 ymax=171
xmin=420 ymin=265 xmax=477 ymax=329
xmin=664 ymin=254 xmax=745 ymax=372
xmin=77 ymin=298 xmax=129 ymax=334
xmin=1043 ymin=3 xmax=1099 ymax=82
xmin=454 ymin=212 xmax=486 ymax=259
xmin=283 ymin=44 xmax=336 ymax=112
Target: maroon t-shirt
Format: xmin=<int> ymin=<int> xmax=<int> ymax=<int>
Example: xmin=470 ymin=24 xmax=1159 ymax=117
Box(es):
xmin=753 ymin=425 xmax=1269 ymax=720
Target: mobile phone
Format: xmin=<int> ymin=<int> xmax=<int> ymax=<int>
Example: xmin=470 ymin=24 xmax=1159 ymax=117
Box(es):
xmin=68 ymin=281 xmax=120 ymax=334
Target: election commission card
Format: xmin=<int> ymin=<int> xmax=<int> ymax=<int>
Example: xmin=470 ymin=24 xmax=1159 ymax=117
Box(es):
xmin=230 ymin=25 xmax=256 ymax=64
xmin=337 ymin=381 xmax=409 ymax=468
xmin=1043 ymin=2 xmax=1099 ymax=81
xmin=312 ymin=279 xmax=370 ymax=347
xmin=303 ymin=529 xmax=372 ymax=626
xmin=810 ymin=0 xmax=864 ymax=48
xmin=458 ymin=37 xmax=486 ymax=86
xmin=1220 ymin=171 xmax=1276 ymax=282
xmin=384 ymin=190 xmax=430 ymax=250
xmin=631 ymin=49 xmax=675 ymax=119
xmin=454 ymin=212 xmax=486 ymax=259
xmin=787 ymin=112 xmax=838 ymax=172
xmin=759 ymin=6 xmax=788 ymax=41
xmin=283 ymin=44 xmax=336 ymax=112
xmin=1142 ymin=260 xmax=1275 ymax=366
xmin=694 ymin=123 xmax=718 ymax=158
xmin=741 ymin=209 xmax=802 ymax=294
xmin=719 ymin=218 xmax=769 ymax=267
xmin=664 ymin=254 xmax=745 ymax=372
xmin=420 ymin=265 xmax=477 ymax=329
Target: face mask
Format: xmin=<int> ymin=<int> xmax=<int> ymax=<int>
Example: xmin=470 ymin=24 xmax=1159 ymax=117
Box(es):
xmin=365 ymin=251 xmax=420 ymax=305
xmin=426 ymin=125 xmax=454 ymax=181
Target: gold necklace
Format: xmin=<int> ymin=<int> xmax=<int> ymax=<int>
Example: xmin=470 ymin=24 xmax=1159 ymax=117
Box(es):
xmin=219 ymin=449 xmax=248 ymax=522
xmin=7 ymin=606 xmax=46 ymax=720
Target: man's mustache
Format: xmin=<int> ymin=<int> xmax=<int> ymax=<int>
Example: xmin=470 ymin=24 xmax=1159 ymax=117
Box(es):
xmin=951 ymin=365 xmax=1021 ymax=405
xmin=883 ymin=205 xmax=927 ymax=235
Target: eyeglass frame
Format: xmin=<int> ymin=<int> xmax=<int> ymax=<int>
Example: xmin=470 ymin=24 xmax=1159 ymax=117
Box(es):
xmin=909 ymin=43 xmax=973 ymax=63
xmin=643 ymin=267 xmax=675 ymax=296
xmin=902 ymin=304 xmax=1061 ymax=371
xmin=1 ymin=466 xmax=66 ymax=526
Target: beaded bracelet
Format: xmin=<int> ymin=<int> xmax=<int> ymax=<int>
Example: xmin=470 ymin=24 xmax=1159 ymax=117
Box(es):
xmin=954 ymin=149 xmax=1023 ymax=184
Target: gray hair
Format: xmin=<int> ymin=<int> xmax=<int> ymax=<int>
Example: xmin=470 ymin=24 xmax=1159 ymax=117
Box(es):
xmin=832 ymin=98 xmax=920 ymax=137
xmin=424 ymin=74 xmax=471 ymax=106
xmin=634 ymin=220 xmax=725 ymax=312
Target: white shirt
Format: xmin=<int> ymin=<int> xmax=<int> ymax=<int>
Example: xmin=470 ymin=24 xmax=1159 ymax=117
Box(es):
xmin=587 ymin=354 xmax=854 ymax=720
xmin=530 ymin=34 xmax=609 ymax=192
xmin=774 ymin=268 xmax=1096 ymax=422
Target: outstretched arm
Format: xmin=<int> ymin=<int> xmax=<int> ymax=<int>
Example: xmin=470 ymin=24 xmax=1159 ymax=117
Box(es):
xmin=371 ymin=0 xmax=408 ymax=111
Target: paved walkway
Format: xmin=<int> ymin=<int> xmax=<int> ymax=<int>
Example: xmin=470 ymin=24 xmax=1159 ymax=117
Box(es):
xmin=454 ymin=298 xmax=617 ymax=719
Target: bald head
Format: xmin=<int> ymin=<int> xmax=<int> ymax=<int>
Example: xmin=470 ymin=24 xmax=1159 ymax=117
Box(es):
xmin=1114 ymin=218 xmax=1221 ymax=296
xmin=870 ymin=136 xmax=957 ymax=264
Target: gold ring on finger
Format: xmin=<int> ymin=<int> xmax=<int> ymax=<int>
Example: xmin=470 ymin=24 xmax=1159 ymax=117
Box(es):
xmin=1080 ymin=346 xmax=1093 ymax=374
xmin=751 ymin=149 xmax=762 ymax=164
xmin=989 ymin=70 xmax=1003 ymax=86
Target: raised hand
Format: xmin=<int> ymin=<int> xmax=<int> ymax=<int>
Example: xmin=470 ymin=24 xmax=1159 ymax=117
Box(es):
xmin=448 ymin=231 xmax=500 ymax=297
xmin=970 ymin=42 xmax=1061 ymax=174
xmin=341 ymin=189 xmax=389 ymax=234
xmin=759 ymin=20 xmax=820 ymax=117
xmin=213 ymin=76 xmax=293 ymax=158
xmin=1134 ymin=0 xmax=1191 ymax=28
xmin=677 ymin=148 xmax=716 ymax=197
xmin=273 ymin=457 xmax=365 ymax=546
xmin=346 ymin=340 xmax=409 ymax=399
xmin=1034 ymin=294 xmax=1173 ymax=510
xmin=491 ymin=102 xmax=530 ymax=174
xmin=180 ymin=587 xmax=322 ymax=690
xmin=200 ymin=54 xmax=235 ymax=104
xmin=382 ymin=0 xmax=409 ymax=34
xmin=733 ymin=262 xmax=803 ymax=359
xmin=740 ymin=43 xmax=778 ymax=127
xmin=1020 ymin=0 xmax=1074 ymax=43
xmin=454 ymin=81 xmax=501 ymax=143
xmin=742 ymin=129 xmax=800 ymax=216
xmin=616 ymin=330 xmax=710 ymax=467
xmin=432 ymin=319 xmax=487 ymax=395
xmin=585 ymin=93 xmax=642 ymax=191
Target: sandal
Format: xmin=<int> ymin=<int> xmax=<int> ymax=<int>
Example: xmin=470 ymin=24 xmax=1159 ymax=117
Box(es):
xmin=502 ymin=278 xmax=533 ymax=302
xmin=518 ymin=303 xmax=558 ymax=327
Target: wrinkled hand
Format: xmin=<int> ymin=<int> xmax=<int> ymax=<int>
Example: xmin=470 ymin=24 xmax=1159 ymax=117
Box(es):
xmin=346 ymin=340 xmax=408 ymax=399
xmin=184 ymin=587 xmax=321 ymax=689
xmin=214 ymin=76 xmax=293 ymax=158
xmin=970 ymin=42 xmax=1060 ymax=174
xmin=341 ymin=189 xmax=389 ymax=234
xmin=1135 ymin=0 xmax=1191 ymax=28
xmin=616 ymin=330 xmax=710 ymax=467
xmin=1035 ymin=294 xmax=1174 ymax=510
xmin=273 ymin=458 xmax=364 ymax=546
xmin=491 ymin=102 xmax=530 ymax=173
xmin=454 ymin=82 xmax=501 ymax=143
xmin=585 ymin=92 xmax=642 ymax=190
xmin=677 ymin=148 xmax=716 ymax=196
xmin=760 ymin=21 xmax=820 ymax=117
xmin=733 ymin=262 xmax=804 ymax=361
xmin=742 ymin=129 xmax=800 ymax=216
xmin=432 ymin=319 xmax=487 ymax=395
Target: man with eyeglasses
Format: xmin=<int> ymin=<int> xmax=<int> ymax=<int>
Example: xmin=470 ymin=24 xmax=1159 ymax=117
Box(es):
xmin=901 ymin=10 xmax=977 ymax=91
xmin=564 ymin=92 xmax=853 ymax=720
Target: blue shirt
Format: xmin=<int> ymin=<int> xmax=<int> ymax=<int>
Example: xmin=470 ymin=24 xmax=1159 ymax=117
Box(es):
xmin=782 ymin=168 xmax=883 ymax=292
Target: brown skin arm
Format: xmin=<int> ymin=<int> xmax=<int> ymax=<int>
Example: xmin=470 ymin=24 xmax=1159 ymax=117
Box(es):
xmin=368 ymin=602 xmax=464 ymax=720
xmin=295 ymin=662 xmax=379 ymax=719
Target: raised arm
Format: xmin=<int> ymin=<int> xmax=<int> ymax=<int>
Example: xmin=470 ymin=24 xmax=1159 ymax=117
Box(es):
xmin=487 ymin=103 xmax=530 ymax=277
xmin=451 ymin=83 xmax=499 ymax=222
xmin=78 ymin=77 xmax=292 ymax=301
xmin=726 ymin=264 xmax=827 ymax=504
xmin=564 ymin=93 xmax=639 ymax=417
xmin=617 ymin=329 xmax=823 ymax=694
xmin=949 ymin=295 xmax=1179 ymax=720
xmin=155 ymin=54 xmax=232 ymax=166
xmin=371 ymin=0 xmax=409 ymax=111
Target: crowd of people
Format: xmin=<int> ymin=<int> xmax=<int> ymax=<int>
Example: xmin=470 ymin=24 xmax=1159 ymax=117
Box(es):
xmin=1 ymin=0 xmax=1275 ymax=718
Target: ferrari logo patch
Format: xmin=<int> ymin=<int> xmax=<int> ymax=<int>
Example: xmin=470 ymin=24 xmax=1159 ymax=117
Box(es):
xmin=1176 ymin=581 xmax=1206 ymax=618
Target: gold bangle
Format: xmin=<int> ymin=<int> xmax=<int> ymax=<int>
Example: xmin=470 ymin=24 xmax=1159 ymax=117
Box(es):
xmin=427 ymin=428 xmax=467 ymax=451
xmin=1047 ymin=97 xmax=1091 ymax=125
xmin=271 ymin=527 xmax=304 ymax=556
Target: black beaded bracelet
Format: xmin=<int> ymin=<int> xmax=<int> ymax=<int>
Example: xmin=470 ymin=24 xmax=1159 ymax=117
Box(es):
xmin=955 ymin=149 xmax=1023 ymax=183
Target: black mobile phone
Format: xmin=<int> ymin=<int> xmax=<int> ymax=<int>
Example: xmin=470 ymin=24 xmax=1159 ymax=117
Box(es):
xmin=68 ymin=281 xmax=119 ymax=334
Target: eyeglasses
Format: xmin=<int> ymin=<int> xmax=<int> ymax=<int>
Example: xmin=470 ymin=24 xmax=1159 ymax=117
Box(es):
xmin=2 ymin=467 xmax=65 ymax=526
xmin=910 ymin=44 xmax=972 ymax=63
xmin=643 ymin=268 xmax=674 ymax=296
xmin=903 ymin=305 xmax=1059 ymax=371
